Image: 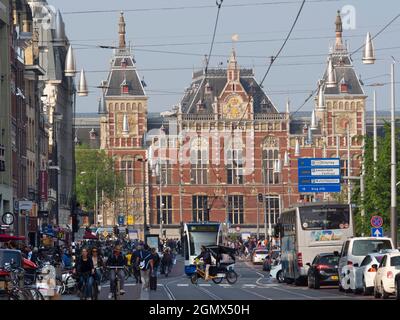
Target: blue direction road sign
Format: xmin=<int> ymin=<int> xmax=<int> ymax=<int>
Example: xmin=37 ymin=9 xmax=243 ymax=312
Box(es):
xmin=298 ymin=158 xmax=341 ymax=193
xmin=371 ymin=227 xmax=383 ymax=237
xmin=118 ymin=216 xmax=124 ymax=225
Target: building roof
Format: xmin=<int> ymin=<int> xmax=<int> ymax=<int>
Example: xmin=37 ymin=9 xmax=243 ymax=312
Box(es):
xmin=179 ymin=66 xmax=277 ymax=114
xmin=103 ymin=13 xmax=146 ymax=98
xmin=322 ymin=54 xmax=364 ymax=96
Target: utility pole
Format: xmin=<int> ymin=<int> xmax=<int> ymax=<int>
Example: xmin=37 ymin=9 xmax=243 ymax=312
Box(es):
xmin=390 ymin=62 xmax=397 ymax=246
xmin=373 ymin=90 xmax=378 ymax=164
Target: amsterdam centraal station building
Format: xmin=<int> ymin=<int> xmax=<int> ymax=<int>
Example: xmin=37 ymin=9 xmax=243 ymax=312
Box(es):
xmin=88 ymin=11 xmax=365 ymax=238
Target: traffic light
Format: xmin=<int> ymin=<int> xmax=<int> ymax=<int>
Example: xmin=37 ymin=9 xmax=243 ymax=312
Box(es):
xmin=0 ymin=144 xmax=5 ymax=172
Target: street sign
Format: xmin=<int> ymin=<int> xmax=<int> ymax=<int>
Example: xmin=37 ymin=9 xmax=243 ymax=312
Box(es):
xmin=18 ymin=200 xmax=33 ymax=211
xmin=118 ymin=216 xmax=124 ymax=225
xmin=370 ymin=215 xmax=383 ymax=228
xmin=298 ymin=158 xmax=341 ymax=193
xmin=127 ymin=216 xmax=134 ymax=225
xmin=2 ymin=212 xmax=14 ymax=225
xmin=371 ymin=227 xmax=383 ymax=237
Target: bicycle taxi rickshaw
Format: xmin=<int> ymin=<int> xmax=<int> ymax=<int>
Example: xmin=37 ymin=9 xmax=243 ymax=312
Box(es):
xmin=190 ymin=245 xmax=238 ymax=285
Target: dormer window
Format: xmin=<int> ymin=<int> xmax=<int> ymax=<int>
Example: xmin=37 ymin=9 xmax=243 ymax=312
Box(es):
xmin=121 ymin=58 xmax=127 ymax=68
xmin=121 ymin=77 xmax=129 ymax=94
xmin=197 ymin=99 xmax=206 ymax=112
xmin=340 ymin=78 xmax=348 ymax=93
xmin=205 ymin=82 xmax=212 ymax=94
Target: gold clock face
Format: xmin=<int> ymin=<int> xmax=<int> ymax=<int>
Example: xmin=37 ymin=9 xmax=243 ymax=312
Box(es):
xmin=223 ymin=95 xmax=245 ymax=119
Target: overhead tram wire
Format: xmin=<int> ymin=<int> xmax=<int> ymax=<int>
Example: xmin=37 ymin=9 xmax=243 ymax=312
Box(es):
xmin=62 ymin=0 xmax=339 ymax=15
xmin=350 ymin=12 xmax=400 ymax=59
xmin=259 ymin=0 xmax=306 ymax=88
xmin=230 ymin=0 xmax=306 ymax=128
xmin=291 ymin=11 xmax=400 ymax=116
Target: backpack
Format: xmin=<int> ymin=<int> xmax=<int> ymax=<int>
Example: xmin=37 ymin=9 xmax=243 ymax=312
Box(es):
xmin=139 ymin=251 xmax=151 ymax=270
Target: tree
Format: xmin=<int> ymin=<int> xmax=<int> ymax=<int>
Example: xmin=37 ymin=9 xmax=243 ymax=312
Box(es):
xmin=354 ymin=123 xmax=400 ymax=236
xmin=75 ymin=144 xmax=125 ymax=211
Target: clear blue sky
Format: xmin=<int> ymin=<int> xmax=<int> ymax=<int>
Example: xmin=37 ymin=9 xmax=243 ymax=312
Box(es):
xmin=49 ymin=0 xmax=400 ymax=114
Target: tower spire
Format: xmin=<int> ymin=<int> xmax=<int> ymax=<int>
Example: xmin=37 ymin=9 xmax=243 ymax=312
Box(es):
xmin=119 ymin=11 xmax=126 ymax=49
xmin=335 ymin=10 xmax=344 ymax=51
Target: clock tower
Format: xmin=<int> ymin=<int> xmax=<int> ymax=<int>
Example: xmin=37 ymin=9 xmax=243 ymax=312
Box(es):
xmin=99 ymin=12 xmax=148 ymax=233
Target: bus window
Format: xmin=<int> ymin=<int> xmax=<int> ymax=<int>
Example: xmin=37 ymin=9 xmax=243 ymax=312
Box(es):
xmin=299 ymin=207 xmax=349 ymax=230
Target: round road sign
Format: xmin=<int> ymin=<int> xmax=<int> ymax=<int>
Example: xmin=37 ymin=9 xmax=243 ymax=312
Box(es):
xmin=370 ymin=215 xmax=383 ymax=228
xmin=2 ymin=212 xmax=14 ymax=225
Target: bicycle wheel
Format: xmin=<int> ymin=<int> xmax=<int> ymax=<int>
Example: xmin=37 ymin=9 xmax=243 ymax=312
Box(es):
xmin=226 ymin=270 xmax=238 ymax=284
xmin=114 ymin=279 xmax=120 ymax=300
xmin=212 ymin=277 xmax=223 ymax=284
xmin=124 ymin=267 xmax=130 ymax=280
xmin=21 ymin=288 xmax=34 ymax=300
xmin=190 ymin=273 xmax=198 ymax=285
xmin=30 ymin=288 xmax=45 ymax=300
xmin=92 ymin=282 xmax=99 ymax=300
xmin=56 ymin=278 xmax=66 ymax=295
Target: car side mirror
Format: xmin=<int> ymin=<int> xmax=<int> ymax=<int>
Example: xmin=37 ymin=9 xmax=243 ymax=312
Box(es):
xmin=333 ymin=251 xmax=339 ymax=256
xmin=306 ymin=263 xmax=311 ymax=267
xmin=353 ymin=263 xmax=359 ymax=267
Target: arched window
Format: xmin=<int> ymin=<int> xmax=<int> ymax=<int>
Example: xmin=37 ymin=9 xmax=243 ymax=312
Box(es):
xmin=120 ymin=156 xmax=134 ymax=185
xmin=226 ymin=136 xmax=244 ymax=185
xmin=190 ymin=137 xmax=208 ymax=184
xmin=262 ymin=136 xmax=279 ymax=184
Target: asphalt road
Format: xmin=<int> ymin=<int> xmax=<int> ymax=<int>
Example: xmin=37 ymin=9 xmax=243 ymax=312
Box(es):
xmin=62 ymin=257 xmax=390 ymax=300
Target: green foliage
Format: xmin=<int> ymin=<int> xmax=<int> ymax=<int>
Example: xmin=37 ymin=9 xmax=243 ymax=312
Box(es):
xmin=75 ymin=144 xmax=125 ymax=210
xmin=355 ymin=123 xmax=400 ymax=236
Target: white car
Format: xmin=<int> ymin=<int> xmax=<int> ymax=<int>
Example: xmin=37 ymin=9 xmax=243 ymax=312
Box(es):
xmin=269 ymin=262 xmax=284 ymax=283
xmin=342 ymin=253 xmax=385 ymax=294
xmin=252 ymin=249 xmax=269 ymax=264
xmin=338 ymin=237 xmax=394 ymax=292
xmin=374 ymin=251 xmax=400 ymax=299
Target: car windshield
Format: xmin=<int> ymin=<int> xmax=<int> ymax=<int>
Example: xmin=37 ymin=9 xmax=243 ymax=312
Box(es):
xmin=351 ymin=240 xmax=393 ymax=256
xmin=256 ymin=250 xmax=268 ymax=255
xmin=318 ymin=255 xmax=339 ymax=266
xmin=299 ymin=206 xmax=350 ymax=230
xmin=391 ymin=256 xmax=400 ymax=266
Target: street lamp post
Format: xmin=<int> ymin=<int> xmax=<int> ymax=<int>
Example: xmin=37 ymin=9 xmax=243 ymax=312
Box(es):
xmin=137 ymin=157 xmax=148 ymax=239
xmin=390 ymin=62 xmax=397 ymax=246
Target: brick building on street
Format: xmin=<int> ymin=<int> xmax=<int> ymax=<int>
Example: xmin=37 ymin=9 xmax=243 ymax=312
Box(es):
xmin=98 ymin=11 xmax=366 ymax=238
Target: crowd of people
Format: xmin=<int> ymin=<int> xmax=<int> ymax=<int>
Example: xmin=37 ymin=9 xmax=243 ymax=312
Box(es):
xmin=1 ymin=236 xmax=180 ymax=300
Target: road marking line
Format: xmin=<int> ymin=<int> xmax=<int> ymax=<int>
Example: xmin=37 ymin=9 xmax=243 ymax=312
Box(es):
xmin=199 ymin=284 xmax=212 ymax=287
xmin=197 ymin=286 xmax=223 ymax=300
xmin=269 ymin=286 xmax=320 ymax=300
xmin=177 ymin=284 xmax=189 ymax=287
xmin=219 ymin=284 xmax=231 ymax=287
xmin=240 ymin=288 xmax=272 ymax=300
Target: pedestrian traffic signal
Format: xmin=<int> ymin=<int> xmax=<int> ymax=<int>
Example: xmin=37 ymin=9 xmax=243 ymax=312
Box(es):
xmin=258 ymin=193 xmax=263 ymax=202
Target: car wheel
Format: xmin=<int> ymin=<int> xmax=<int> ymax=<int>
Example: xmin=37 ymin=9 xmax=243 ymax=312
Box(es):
xmin=373 ymin=286 xmax=381 ymax=299
xmin=307 ymin=275 xmax=313 ymax=289
xmin=362 ymin=279 xmax=370 ymax=296
xmin=382 ymin=282 xmax=390 ymax=299
xmin=314 ymin=276 xmax=320 ymax=289
xmin=277 ymin=270 xmax=284 ymax=283
xmin=395 ymin=279 xmax=400 ymax=300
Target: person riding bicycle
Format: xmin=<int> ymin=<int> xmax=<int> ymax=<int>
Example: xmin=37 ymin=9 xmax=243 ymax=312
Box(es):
xmin=106 ymin=245 xmax=126 ymax=299
xmin=195 ymin=246 xmax=212 ymax=281
xmin=90 ymin=247 xmax=104 ymax=291
xmin=73 ymin=248 xmax=95 ymax=300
